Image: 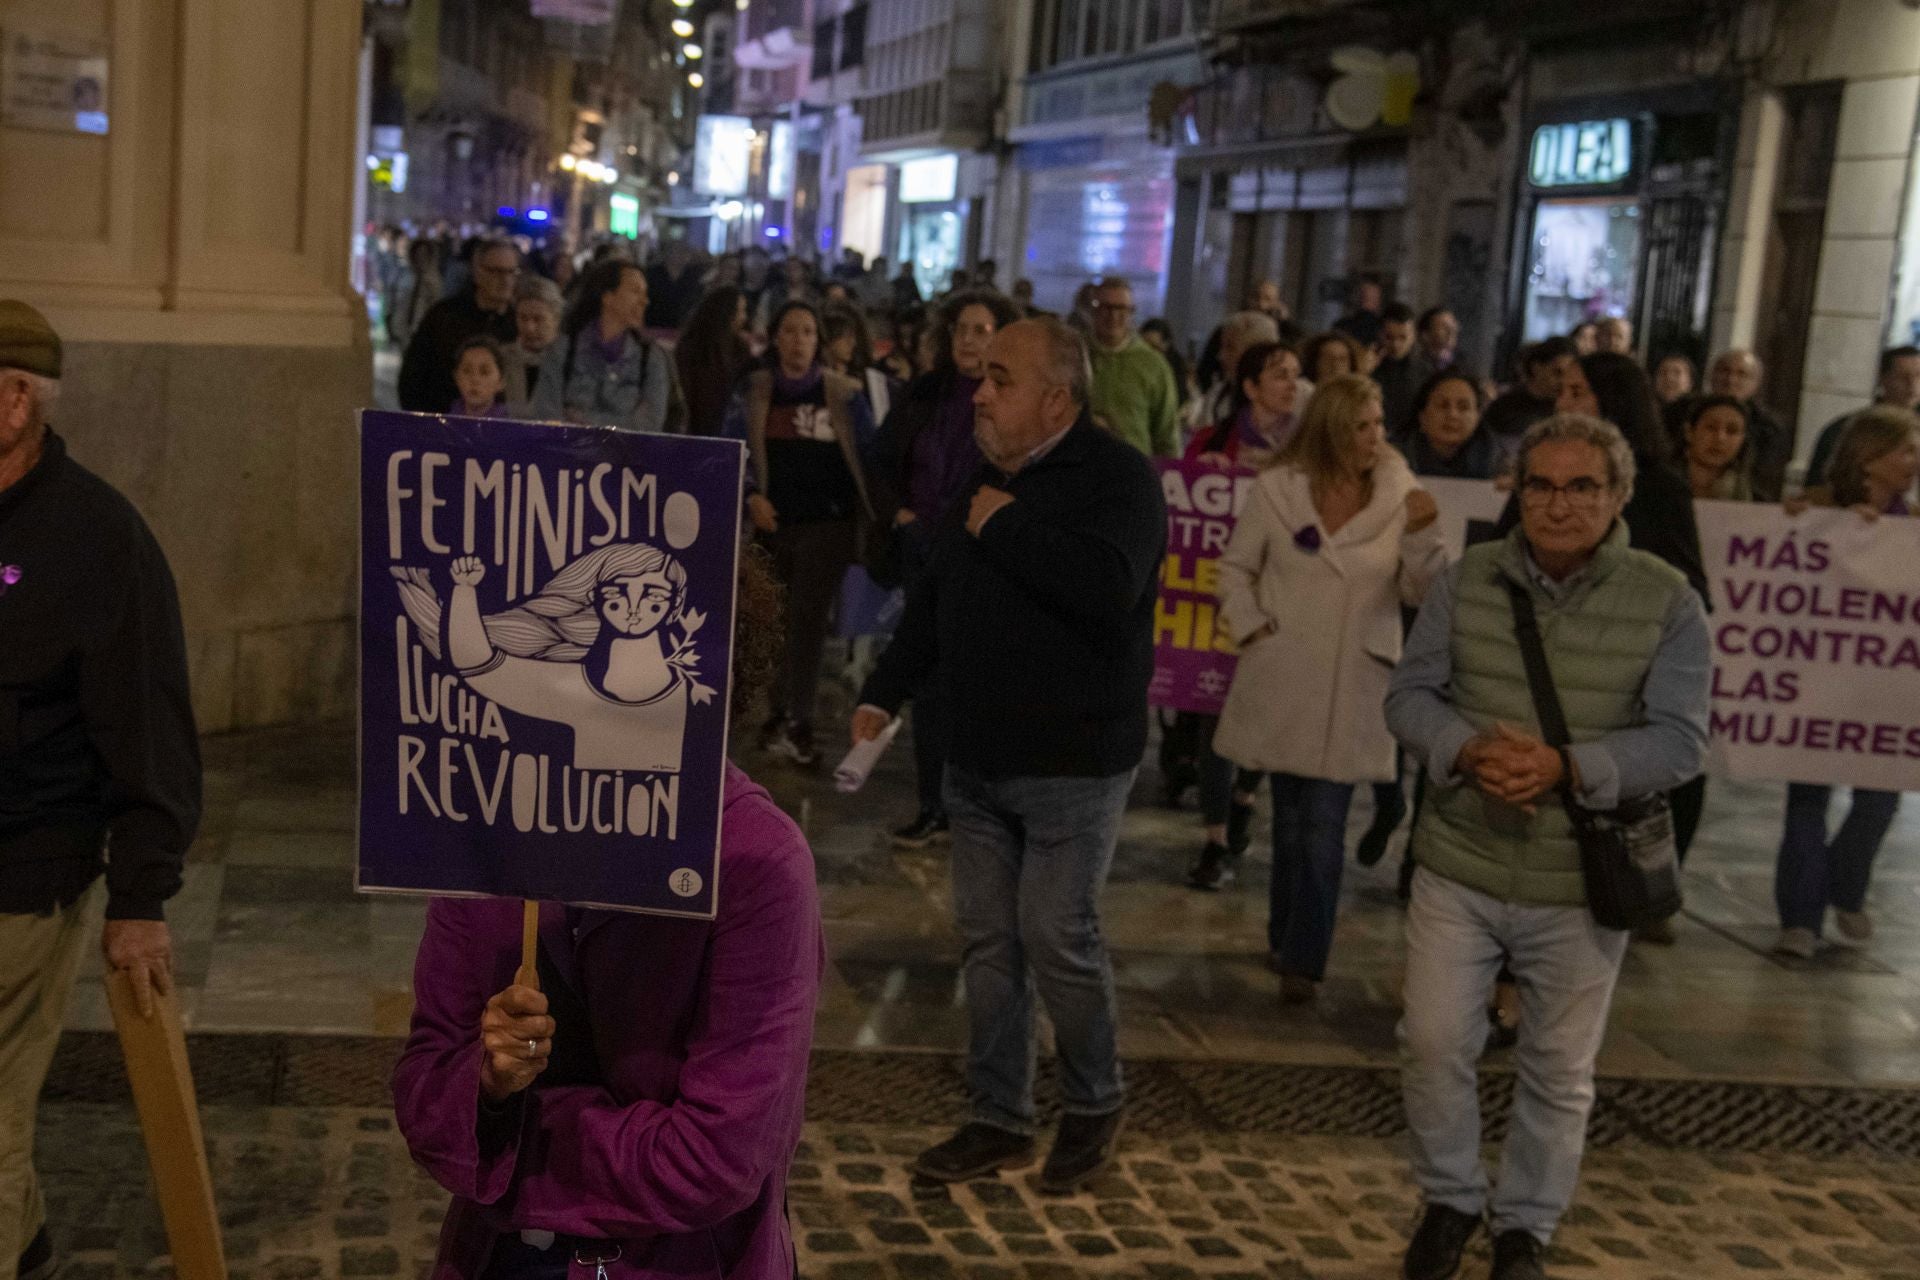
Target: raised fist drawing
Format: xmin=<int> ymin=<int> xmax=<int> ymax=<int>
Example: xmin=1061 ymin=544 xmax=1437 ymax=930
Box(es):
xmin=450 ymin=556 xmax=486 ymax=587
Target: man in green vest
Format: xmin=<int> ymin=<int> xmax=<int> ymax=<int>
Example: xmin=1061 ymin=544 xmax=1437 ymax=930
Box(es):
xmin=1385 ymin=414 xmax=1710 ymax=1280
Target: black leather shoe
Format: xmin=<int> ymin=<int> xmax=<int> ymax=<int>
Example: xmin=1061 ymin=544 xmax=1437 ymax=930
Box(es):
xmin=1402 ymin=1203 xmax=1481 ymax=1280
xmin=1490 ymin=1230 xmax=1547 ymax=1280
xmin=18 ymin=1227 xmax=55 ymax=1280
xmin=910 ymin=1123 xmax=1035 ymax=1182
xmin=1187 ymin=842 xmax=1237 ymax=891
xmin=1357 ymin=782 xmax=1407 ymax=867
xmin=891 ymin=810 xmax=949 ymax=849
xmin=1038 ymin=1108 xmax=1124 ymax=1194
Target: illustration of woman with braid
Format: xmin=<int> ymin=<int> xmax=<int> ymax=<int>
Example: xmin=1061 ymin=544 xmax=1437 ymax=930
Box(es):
xmin=390 ymin=543 xmax=715 ymax=773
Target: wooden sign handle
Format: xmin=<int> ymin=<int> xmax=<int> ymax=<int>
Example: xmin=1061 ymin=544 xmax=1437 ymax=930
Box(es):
xmin=515 ymin=899 xmax=541 ymax=990
xmin=105 ymin=972 xmax=228 ymax=1280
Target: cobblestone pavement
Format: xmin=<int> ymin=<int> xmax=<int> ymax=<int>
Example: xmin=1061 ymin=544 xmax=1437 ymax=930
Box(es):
xmin=36 ymin=1035 xmax=1920 ymax=1280
xmin=37 ymin=1095 xmax=1920 ymax=1280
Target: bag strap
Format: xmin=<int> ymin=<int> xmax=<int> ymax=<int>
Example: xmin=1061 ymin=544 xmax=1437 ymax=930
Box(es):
xmin=1503 ymin=580 xmax=1570 ymax=749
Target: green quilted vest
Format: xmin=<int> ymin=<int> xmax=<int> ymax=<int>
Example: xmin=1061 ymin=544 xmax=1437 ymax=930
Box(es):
xmin=1413 ymin=523 xmax=1688 ymax=906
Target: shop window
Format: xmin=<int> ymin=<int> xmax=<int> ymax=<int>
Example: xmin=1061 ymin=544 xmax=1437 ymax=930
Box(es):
xmin=1049 ymin=0 xmax=1081 ymax=68
xmin=811 ymin=19 xmax=836 ymax=81
xmin=841 ymin=5 xmax=867 ymax=69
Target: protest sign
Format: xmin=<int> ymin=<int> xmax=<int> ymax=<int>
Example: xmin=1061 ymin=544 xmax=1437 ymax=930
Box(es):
xmin=357 ymin=411 xmax=745 ymax=918
xmin=1421 ymin=476 xmax=1511 ymax=560
xmin=1422 ymin=482 xmax=1920 ymax=791
xmin=1149 ymin=458 xmax=1254 ymax=715
xmin=1698 ymin=501 xmax=1920 ymax=792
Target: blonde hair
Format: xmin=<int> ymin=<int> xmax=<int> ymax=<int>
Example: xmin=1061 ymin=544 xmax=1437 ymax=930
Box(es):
xmin=1827 ymin=405 xmax=1919 ymax=507
xmin=1276 ymin=374 xmax=1380 ymax=481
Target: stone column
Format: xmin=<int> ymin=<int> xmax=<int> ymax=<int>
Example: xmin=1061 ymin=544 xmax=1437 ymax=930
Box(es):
xmin=0 ymin=0 xmax=370 ymax=731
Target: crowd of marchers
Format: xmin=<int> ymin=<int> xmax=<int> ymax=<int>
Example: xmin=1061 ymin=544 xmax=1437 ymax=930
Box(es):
xmin=3 ymin=228 xmax=1916 ymax=1280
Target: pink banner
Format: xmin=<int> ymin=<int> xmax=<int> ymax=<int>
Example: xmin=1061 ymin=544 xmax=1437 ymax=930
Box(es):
xmin=1149 ymin=458 xmax=1254 ymax=715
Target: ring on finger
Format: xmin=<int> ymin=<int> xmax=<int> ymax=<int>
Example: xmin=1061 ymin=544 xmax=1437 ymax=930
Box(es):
xmin=527 ymin=1038 xmax=538 ymax=1058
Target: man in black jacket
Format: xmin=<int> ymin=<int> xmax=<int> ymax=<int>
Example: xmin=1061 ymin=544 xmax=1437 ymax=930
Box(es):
xmin=0 ymin=301 xmax=201 ymax=1280
xmin=397 ymin=239 xmax=521 ymax=412
xmin=852 ymin=316 xmax=1166 ymax=1194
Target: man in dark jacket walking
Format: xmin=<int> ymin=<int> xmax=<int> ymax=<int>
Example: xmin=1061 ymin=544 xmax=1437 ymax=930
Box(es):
xmin=852 ymin=316 xmax=1166 ymax=1194
xmin=397 ymin=239 xmax=521 ymax=412
xmin=0 ymin=301 xmax=202 ymax=1280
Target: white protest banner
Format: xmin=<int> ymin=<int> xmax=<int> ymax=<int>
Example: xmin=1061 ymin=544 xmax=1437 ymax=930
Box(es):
xmin=1420 ymin=476 xmax=1509 ymax=561
xmin=1698 ymin=501 xmax=1920 ymax=791
xmin=1419 ymin=484 xmax=1920 ymax=791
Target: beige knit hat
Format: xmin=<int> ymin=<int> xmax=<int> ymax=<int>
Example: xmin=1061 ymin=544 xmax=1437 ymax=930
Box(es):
xmin=0 ymin=300 xmax=61 ymax=379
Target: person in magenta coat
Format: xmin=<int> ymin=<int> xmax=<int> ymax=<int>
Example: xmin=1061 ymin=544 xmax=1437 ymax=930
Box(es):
xmin=393 ymin=550 xmax=822 ymax=1280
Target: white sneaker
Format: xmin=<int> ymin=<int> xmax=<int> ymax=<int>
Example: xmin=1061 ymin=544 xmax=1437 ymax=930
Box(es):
xmin=1772 ymin=927 xmax=1818 ymax=959
xmin=1834 ymin=910 xmax=1873 ymax=943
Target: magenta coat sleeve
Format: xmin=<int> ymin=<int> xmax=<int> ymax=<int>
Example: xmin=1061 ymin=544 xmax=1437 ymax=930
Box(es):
xmin=392 ymin=896 xmax=526 ymax=1207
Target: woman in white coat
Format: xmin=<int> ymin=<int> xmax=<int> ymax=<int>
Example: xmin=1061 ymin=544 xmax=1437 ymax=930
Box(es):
xmin=1213 ymin=374 xmax=1445 ymax=1002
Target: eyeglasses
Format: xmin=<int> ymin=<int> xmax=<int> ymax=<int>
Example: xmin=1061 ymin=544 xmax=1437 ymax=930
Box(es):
xmin=1520 ymin=476 xmax=1610 ymax=509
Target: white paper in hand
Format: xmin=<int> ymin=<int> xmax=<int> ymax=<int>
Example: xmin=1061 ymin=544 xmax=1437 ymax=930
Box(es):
xmin=834 ymin=718 xmax=902 ymax=793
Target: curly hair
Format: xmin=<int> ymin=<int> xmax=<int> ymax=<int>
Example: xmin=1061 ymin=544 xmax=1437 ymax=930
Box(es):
xmin=729 ymin=543 xmax=784 ymax=728
xmin=1301 ymin=330 xmax=1368 ymax=383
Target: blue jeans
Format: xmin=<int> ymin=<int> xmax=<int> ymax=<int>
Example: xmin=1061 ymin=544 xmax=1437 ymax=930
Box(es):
xmin=1266 ymin=773 xmax=1355 ymax=981
xmin=1775 ymin=784 xmax=1902 ymax=934
xmin=944 ymin=765 xmax=1132 ymax=1134
xmin=1399 ymin=868 xmax=1629 ymax=1244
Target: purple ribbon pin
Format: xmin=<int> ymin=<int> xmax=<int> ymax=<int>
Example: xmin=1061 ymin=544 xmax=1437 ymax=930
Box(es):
xmin=1292 ymin=525 xmax=1322 ymax=553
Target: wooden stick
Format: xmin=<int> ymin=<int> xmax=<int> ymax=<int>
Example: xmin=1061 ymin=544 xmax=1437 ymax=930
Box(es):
xmin=105 ymin=972 xmax=228 ymax=1280
xmin=516 ymin=899 xmax=541 ymax=990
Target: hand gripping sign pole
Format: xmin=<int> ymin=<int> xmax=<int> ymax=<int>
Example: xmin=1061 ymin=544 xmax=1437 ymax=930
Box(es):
xmin=103 ymin=972 xmax=229 ymax=1280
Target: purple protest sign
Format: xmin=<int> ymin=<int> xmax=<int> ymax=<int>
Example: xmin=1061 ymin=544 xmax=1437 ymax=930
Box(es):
xmin=1149 ymin=458 xmax=1254 ymax=715
xmin=356 ymin=411 xmax=745 ymax=918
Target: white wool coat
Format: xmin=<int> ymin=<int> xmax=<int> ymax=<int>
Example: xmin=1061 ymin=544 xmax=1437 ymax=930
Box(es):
xmin=1212 ymin=453 xmax=1446 ymax=783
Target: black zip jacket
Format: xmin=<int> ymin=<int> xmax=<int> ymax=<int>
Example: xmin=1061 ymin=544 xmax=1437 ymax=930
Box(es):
xmin=858 ymin=416 xmax=1166 ymax=779
xmin=0 ymin=431 xmax=201 ymax=919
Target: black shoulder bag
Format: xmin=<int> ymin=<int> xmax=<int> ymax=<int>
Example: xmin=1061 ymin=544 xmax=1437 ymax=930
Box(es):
xmin=1505 ymin=582 xmax=1682 ymax=930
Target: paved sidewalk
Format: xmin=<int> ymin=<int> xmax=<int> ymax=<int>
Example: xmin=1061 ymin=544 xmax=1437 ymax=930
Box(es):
xmin=57 ymin=722 xmax=1920 ymax=1086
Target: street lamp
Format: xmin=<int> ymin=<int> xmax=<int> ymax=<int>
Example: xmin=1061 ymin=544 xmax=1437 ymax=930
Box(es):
xmin=559 ymin=153 xmax=577 ymax=170
xmin=687 ymin=71 xmax=705 ymax=88
xmin=671 ymin=18 xmax=694 ymax=37
xmin=683 ymin=43 xmax=703 ymax=59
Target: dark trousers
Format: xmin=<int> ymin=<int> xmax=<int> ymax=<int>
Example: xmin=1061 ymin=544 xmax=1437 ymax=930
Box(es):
xmin=901 ymin=529 xmax=950 ymax=815
xmin=1194 ymin=715 xmax=1262 ymax=827
xmin=763 ymin=519 xmax=857 ymax=729
xmin=1775 ymin=784 xmax=1901 ymax=934
xmin=1267 ymin=773 xmax=1357 ymax=981
xmin=1670 ymin=774 xmax=1708 ymax=864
